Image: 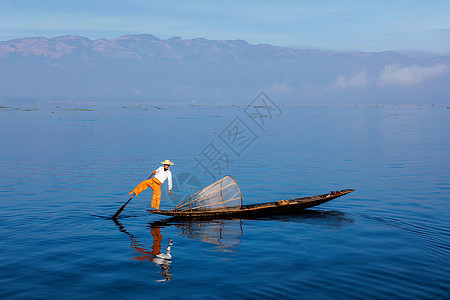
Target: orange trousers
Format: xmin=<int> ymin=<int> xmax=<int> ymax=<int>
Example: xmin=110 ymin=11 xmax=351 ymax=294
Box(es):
xmin=129 ymin=177 xmax=162 ymax=210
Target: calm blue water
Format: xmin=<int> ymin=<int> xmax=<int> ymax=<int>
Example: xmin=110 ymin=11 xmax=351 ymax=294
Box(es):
xmin=1 ymin=103 xmax=449 ymax=299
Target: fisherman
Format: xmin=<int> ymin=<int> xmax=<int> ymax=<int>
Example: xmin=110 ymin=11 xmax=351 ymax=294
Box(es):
xmin=129 ymin=159 xmax=174 ymax=212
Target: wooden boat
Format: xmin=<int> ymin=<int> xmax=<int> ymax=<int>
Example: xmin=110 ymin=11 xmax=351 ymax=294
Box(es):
xmin=149 ymin=189 xmax=354 ymax=219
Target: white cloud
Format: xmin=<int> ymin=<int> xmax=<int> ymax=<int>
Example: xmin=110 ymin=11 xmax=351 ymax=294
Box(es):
xmin=378 ymin=64 xmax=448 ymax=86
xmin=330 ymin=72 xmax=369 ymax=90
xmin=266 ymin=82 xmax=291 ymax=94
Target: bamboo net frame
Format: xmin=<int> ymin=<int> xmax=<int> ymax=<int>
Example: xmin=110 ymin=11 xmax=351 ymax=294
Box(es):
xmin=175 ymin=175 xmax=242 ymax=211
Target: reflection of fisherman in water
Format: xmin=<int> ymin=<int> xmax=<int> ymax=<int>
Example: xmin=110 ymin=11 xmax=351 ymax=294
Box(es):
xmin=149 ymin=227 xmax=172 ymax=282
xmin=113 ymin=220 xmax=172 ymax=282
xmin=153 ymin=238 xmax=172 ymax=282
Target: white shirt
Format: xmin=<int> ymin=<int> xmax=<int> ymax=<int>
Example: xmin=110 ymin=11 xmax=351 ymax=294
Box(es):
xmin=154 ymin=166 xmax=173 ymax=190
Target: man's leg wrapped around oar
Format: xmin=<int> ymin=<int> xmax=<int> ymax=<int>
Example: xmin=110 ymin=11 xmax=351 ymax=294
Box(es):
xmin=129 ymin=177 xmax=162 ymax=210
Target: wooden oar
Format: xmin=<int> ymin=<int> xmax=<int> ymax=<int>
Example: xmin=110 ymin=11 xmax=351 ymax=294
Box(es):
xmin=112 ymin=173 xmax=154 ymax=220
xmin=112 ymin=193 xmax=135 ymax=220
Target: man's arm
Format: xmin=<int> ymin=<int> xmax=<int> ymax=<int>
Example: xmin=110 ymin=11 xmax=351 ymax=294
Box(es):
xmin=148 ymin=170 xmax=156 ymax=180
xmin=167 ymin=172 xmax=172 ymax=195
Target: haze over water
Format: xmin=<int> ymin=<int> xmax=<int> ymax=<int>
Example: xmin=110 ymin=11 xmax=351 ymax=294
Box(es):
xmin=0 ymin=102 xmax=449 ymax=299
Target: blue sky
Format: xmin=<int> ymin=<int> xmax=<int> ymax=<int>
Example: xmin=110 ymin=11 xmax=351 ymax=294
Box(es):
xmin=1 ymin=0 xmax=449 ymax=53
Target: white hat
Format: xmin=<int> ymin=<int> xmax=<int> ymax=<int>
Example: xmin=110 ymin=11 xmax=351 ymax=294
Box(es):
xmin=161 ymin=159 xmax=174 ymax=165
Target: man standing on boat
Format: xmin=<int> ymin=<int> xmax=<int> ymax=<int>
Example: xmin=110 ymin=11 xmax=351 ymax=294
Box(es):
xmin=129 ymin=160 xmax=174 ymax=212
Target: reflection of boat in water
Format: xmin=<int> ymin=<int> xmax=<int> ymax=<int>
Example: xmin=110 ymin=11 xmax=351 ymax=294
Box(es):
xmin=150 ymin=210 xmax=353 ymax=251
xmin=151 ymin=219 xmax=243 ymax=251
xmin=113 ymin=210 xmax=353 ymax=281
xmin=149 ymin=176 xmax=354 ymax=219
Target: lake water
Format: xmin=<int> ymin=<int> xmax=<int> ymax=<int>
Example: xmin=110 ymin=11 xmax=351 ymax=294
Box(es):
xmin=0 ymin=102 xmax=449 ymax=299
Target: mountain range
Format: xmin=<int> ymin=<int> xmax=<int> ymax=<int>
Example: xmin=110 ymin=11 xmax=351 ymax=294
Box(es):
xmin=0 ymin=34 xmax=449 ymax=104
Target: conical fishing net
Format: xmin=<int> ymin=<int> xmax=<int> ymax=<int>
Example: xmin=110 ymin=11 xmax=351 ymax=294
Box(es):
xmin=175 ymin=176 xmax=242 ymax=211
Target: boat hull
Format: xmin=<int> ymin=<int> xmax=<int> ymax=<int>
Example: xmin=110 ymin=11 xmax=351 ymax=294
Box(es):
xmin=149 ymin=189 xmax=354 ymax=219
